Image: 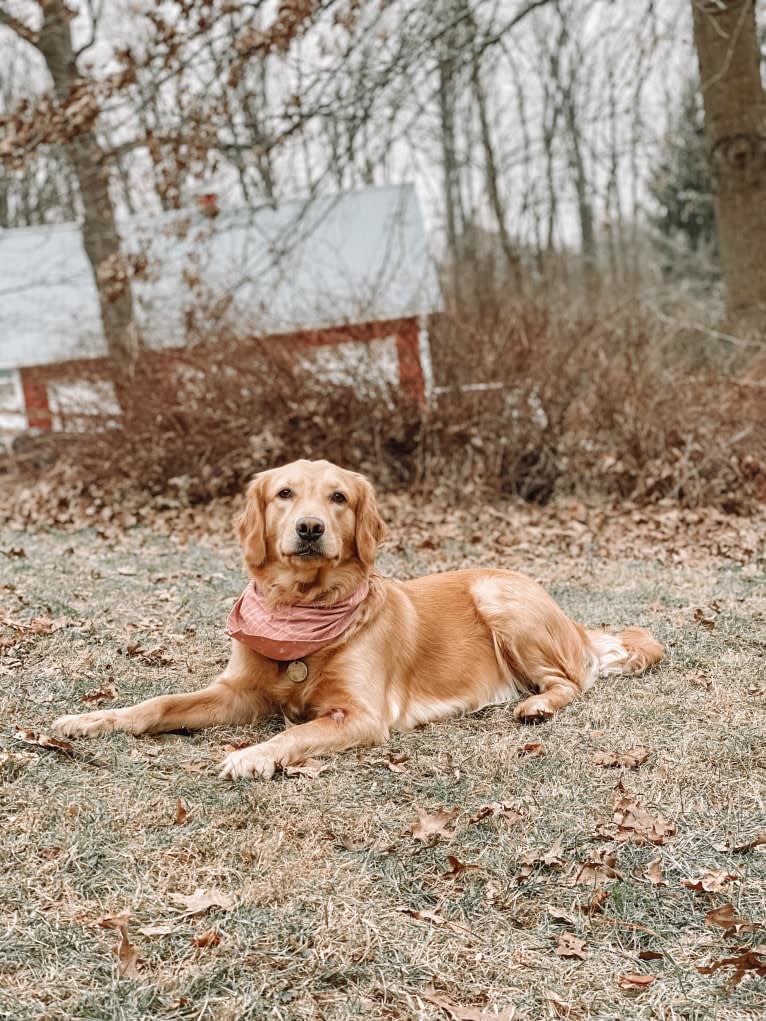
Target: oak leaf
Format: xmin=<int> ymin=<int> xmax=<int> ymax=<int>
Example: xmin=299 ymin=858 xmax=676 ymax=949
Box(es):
xmin=469 ymin=802 xmax=523 ymax=827
xmin=572 ymin=847 xmax=621 ymax=887
xmin=682 ymin=870 xmax=740 ymax=893
xmin=168 ymin=888 xmax=235 ymax=916
xmin=442 ymin=856 xmax=481 ymax=881
xmin=704 ymin=903 xmax=759 ymax=936
xmin=555 ymin=933 xmax=587 ymax=960
xmin=284 ymin=758 xmax=327 ymax=779
xmin=82 ymin=681 xmax=118 ymax=703
xmin=14 ymin=727 xmax=74 ymax=755
xmin=611 ymin=784 xmax=675 ymax=845
xmin=408 ymin=806 xmax=459 ymax=843
xmin=697 ymin=948 xmax=766 ymax=985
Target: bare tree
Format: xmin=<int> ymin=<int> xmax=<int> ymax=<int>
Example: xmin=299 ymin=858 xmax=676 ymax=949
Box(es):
xmin=1 ymin=0 xmax=139 ymax=380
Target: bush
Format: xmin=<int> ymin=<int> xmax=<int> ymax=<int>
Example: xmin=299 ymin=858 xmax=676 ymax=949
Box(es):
xmin=2 ymin=295 xmax=764 ymax=528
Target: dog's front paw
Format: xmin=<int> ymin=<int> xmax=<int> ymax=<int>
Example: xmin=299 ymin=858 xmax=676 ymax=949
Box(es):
xmin=52 ymin=711 xmax=119 ymax=738
xmin=220 ymin=744 xmax=277 ymax=780
xmin=513 ymin=696 xmax=554 ymax=724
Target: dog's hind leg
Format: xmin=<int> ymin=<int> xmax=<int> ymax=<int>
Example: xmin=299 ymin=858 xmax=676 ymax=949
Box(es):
xmin=472 ymin=574 xmax=594 ymax=723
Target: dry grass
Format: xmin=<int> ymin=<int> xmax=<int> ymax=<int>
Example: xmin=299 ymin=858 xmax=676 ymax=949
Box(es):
xmin=1 ymin=507 xmax=765 ymax=1021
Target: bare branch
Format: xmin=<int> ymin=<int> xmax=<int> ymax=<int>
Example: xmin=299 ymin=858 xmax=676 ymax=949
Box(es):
xmin=0 ymin=4 xmax=40 ymax=48
xmin=73 ymin=0 xmax=103 ymax=61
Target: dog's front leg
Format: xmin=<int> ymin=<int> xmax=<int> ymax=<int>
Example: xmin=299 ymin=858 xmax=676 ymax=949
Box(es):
xmin=53 ymin=642 xmax=272 ymax=738
xmin=220 ymin=707 xmax=386 ymax=780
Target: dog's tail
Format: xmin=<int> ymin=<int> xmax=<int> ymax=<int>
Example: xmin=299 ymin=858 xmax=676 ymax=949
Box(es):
xmin=586 ymin=626 xmax=664 ymax=679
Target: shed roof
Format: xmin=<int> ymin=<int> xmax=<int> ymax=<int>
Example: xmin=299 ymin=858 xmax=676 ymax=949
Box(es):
xmin=0 ymin=183 xmax=441 ymax=369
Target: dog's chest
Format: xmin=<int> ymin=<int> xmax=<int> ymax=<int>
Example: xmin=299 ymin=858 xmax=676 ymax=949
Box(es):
xmin=274 ymin=662 xmax=322 ymax=724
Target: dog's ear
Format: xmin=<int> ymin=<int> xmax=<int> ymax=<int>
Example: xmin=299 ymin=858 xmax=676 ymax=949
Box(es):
xmin=236 ymin=474 xmax=268 ymax=571
xmin=354 ymin=475 xmax=386 ymax=568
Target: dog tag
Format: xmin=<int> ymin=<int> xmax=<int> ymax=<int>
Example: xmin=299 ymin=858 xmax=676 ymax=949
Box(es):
xmin=286 ymin=660 xmax=308 ymax=683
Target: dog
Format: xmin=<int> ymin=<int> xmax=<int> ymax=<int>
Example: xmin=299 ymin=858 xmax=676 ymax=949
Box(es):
xmin=53 ymin=459 xmax=664 ymax=779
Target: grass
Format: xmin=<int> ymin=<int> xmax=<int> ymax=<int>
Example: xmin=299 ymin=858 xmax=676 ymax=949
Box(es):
xmin=0 ymin=506 xmax=764 ymax=1021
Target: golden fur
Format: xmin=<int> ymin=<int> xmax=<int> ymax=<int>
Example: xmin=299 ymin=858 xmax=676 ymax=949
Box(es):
xmin=53 ymin=459 xmax=664 ymax=779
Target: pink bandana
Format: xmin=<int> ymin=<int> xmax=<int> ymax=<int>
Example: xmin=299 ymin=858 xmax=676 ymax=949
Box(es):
xmin=226 ymin=581 xmax=370 ymax=660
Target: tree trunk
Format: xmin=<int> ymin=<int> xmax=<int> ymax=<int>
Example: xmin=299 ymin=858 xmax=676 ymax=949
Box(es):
xmin=471 ymin=46 xmax=523 ymax=290
xmin=691 ymin=0 xmax=766 ymax=326
xmin=438 ymin=42 xmax=463 ymax=307
xmin=37 ymin=0 xmax=138 ymax=380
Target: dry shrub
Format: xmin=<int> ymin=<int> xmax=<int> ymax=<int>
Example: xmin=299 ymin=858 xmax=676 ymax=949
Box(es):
xmin=2 ymin=296 xmax=764 ymax=529
xmin=424 ymin=299 xmax=765 ymax=511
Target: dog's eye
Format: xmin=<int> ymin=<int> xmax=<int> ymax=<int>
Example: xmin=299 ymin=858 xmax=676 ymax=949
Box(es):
xmin=276 ymin=488 xmax=293 ymax=500
xmin=330 ymin=491 xmax=347 ymax=504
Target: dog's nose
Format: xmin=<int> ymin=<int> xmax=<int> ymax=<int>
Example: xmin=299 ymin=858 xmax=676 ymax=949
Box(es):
xmin=296 ymin=517 xmax=325 ymax=541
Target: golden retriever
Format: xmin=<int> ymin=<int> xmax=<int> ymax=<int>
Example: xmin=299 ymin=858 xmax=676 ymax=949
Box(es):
xmin=53 ymin=459 xmax=663 ymax=779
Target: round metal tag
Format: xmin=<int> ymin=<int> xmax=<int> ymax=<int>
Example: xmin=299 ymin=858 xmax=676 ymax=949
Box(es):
xmin=286 ymin=660 xmax=309 ymax=683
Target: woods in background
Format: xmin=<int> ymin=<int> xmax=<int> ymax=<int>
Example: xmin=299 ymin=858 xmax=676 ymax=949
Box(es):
xmin=0 ymin=0 xmax=765 ymax=372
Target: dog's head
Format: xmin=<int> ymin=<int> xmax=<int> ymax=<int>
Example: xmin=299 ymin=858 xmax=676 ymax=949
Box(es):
xmin=236 ymin=459 xmax=385 ymax=603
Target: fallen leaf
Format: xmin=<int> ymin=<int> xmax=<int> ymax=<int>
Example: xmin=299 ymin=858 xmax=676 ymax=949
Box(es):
xmin=125 ymin=641 xmax=174 ymax=666
xmin=192 ymin=929 xmax=221 ymax=948
xmin=284 ymin=758 xmax=327 ymax=779
xmin=616 ymin=973 xmax=656 ymax=990
xmin=546 ymin=905 xmax=578 ymax=926
xmin=594 ymin=739 xmax=650 ymax=770
xmin=697 ymin=948 xmax=766 ymax=985
xmin=14 ymin=727 xmax=74 ymax=755
xmin=442 ymin=856 xmax=481 ymax=881
xmin=620 ymin=745 xmax=650 ymax=769
xmin=592 ymin=750 xmax=620 ymax=768
xmin=572 ymin=847 xmax=621 ymax=887
xmin=610 ymin=783 xmax=675 ymax=845
xmin=638 ymin=950 xmax=663 ymax=961
xmin=723 ymin=833 xmax=766 ymax=854
xmin=0 ymin=546 xmax=25 ymax=558
xmin=420 ymin=984 xmax=515 ymax=1020
xmin=704 ymin=903 xmax=759 ymax=936
xmin=517 ymin=741 xmax=545 ymax=758
xmin=408 ymin=806 xmax=459 ymax=843
xmin=581 ymin=889 xmax=609 ymax=915
xmin=555 ymin=933 xmax=587 ymax=960
xmin=168 ymin=888 xmax=235 ymax=916
xmin=693 ymin=607 xmax=716 ymax=631
xmin=516 ymin=839 xmax=566 ymax=882
xmin=97 ymin=912 xmax=131 ymax=930
xmin=469 ymin=802 xmax=523 ymax=827
xmin=398 ymin=908 xmax=470 ymax=937
xmin=173 ymin=798 xmax=189 ymax=826
xmin=82 ymin=681 xmax=118 ymax=703
xmin=646 ymin=857 xmax=667 ymax=887
xmin=682 ymin=870 xmax=740 ymax=893
xmin=371 ymin=751 xmax=410 ymax=772
xmin=114 ymin=924 xmax=143 ymax=978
